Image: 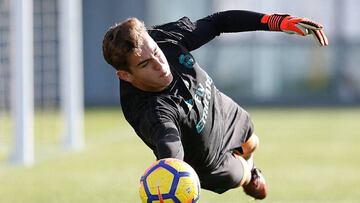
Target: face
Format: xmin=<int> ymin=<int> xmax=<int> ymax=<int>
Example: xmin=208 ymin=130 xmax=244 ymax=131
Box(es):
xmin=117 ymin=32 xmax=173 ymax=92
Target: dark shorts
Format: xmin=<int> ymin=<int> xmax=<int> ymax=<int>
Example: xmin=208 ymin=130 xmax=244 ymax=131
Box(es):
xmin=198 ymin=152 xmax=246 ymax=194
xmin=220 ymin=92 xmax=254 ymax=147
xmin=197 ymin=92 xmax=254 ymax=194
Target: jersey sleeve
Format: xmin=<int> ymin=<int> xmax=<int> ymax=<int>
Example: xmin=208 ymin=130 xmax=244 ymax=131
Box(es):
xmin=153 ymin=122 xmax=184 ymax=160
xmin=151 ymin=10 xmax=269 ymax=51
xmin=134 ymin=99 xmax=184 ymax=160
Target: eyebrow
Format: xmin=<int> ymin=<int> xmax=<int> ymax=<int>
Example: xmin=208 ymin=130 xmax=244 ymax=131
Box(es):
xmin=136 ymin=47 xmax=158 ymax=67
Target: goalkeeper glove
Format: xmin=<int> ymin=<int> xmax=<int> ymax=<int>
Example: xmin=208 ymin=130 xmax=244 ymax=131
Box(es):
xmin=261 ymin=14 xmax=329 ymax=46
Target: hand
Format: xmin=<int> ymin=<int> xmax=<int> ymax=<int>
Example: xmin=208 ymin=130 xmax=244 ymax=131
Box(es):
xmin=261 ymin=14 xmax=329 ymax=46
xmin=281 ymin=15 xmax=329 ymax=46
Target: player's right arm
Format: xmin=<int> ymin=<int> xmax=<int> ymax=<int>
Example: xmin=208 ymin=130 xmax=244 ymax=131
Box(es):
xmin=152 ymin=122 xmax=184 ymax=160
xmin=130 ymin=99 xmax=185 ymax=161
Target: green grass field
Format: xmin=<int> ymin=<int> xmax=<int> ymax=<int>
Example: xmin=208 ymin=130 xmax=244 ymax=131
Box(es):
xmin=0 ymin=107 xmax=360 ymax=203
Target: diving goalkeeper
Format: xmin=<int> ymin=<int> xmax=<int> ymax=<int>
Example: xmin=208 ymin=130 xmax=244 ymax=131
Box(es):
xmin=102 ymin=10 xmax=328 ymax=199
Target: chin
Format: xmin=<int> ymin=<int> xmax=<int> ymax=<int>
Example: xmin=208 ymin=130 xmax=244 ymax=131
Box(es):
xmin=165 ymin=73 xmax=173 ymax=84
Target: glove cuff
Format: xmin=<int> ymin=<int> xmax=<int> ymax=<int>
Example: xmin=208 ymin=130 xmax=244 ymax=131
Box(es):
xmin=261 ymin=14 xmax=290 ymax=31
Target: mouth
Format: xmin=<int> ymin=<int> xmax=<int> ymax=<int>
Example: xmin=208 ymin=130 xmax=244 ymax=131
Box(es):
xmin=160 ymin=70 xmax=169 ymax=78
xmin=160 ymin=73 xmax=166 ymax=78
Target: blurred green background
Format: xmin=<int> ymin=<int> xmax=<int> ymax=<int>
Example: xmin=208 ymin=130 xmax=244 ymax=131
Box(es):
xmin=1 ymin=107 xmax=359 ymax=203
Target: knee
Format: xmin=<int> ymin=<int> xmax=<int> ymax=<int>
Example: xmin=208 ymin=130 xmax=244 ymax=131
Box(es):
xmin=241 ymin=134 xmax=259 ymax=159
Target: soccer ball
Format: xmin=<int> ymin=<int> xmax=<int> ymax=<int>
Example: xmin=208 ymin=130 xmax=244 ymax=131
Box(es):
xmin=139 ymin=158 xmax=201 ymax=203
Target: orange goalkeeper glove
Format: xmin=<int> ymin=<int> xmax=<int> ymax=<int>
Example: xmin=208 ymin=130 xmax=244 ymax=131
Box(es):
xmin=261 ymin=14 xmax=329 ymax=46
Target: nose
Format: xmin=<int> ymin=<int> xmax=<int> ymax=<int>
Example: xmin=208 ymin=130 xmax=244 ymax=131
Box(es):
xmin=152 ymin=57 xmax=162 ymax=71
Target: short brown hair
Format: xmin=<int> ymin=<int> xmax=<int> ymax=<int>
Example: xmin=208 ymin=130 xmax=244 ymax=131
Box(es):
xmin=102 ymin=17 xmax=146 ymax=71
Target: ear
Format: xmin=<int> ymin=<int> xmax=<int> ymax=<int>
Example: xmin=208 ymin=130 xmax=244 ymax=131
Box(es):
xmin=116 ymin=70 xmax=133 ymax=83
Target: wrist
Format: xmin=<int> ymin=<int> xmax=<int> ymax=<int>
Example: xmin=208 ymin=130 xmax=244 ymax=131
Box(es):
xmin=261 ymin=14 xmax=289 ymax=31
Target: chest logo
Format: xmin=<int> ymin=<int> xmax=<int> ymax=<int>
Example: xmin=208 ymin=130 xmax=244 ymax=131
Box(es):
xmin=179 ymin=53 xmax=194 ymax=68
xmin=194 ymin=74 xmax=213 ymax=134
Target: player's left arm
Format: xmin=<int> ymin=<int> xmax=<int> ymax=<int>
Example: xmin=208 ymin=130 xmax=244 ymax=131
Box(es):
xmin=203 ymin=10 xmax=328 ymax=46
xmin=171 ymin=10 xmax=328 ymax=51
xmin=176 ymin=10 xmax=268 ymax=51
xmin=151 ymin=10 xmax=268 ymax=51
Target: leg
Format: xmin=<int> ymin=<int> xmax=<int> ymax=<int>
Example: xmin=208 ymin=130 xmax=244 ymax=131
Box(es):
xmin=242 ymin=167 xmax=267 ymax=200
xmin=201 ymin=149 xmax=267 ymax=200
xmin=233 ymin=134 xmax=268 ymax=200
xmin=233 ymin=133 xmax=259 ymax=162
xmin=197 ymin=153 xmax=252 ymax=194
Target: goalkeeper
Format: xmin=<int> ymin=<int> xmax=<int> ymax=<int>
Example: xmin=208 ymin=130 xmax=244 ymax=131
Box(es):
xmin=102 ymin=10 xmax=328 ymax=199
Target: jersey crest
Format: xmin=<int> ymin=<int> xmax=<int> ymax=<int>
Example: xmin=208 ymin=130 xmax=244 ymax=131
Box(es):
xmin=179 ymin=53 xmax=195 ymax=68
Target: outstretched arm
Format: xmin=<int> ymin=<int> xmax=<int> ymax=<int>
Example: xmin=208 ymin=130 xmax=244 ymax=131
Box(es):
xmin=198 ymin=10 xmax=269 ymax=34
xmin=178 ymin=10 xmax=268 ymax=50
xmin=167 ymin=10 xmax=328 ymax=51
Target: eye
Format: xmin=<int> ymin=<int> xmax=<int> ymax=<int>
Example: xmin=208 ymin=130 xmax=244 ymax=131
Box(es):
xmin=154 ymin=48 xmax=160 ymax=56
xmin=141 ymin=61 xmax=149 ymax=68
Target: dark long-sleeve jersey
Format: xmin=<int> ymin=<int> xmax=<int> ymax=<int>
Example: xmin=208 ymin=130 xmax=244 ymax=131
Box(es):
xmin=120 ymin=10 xmax=269 ymax=172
